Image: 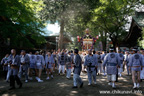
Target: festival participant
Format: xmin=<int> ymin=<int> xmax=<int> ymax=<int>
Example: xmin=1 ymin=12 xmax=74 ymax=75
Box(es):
xmin=101 ymin=51 xmax=107 ymax=76
xmin=70 ymin=50 xmax=75 ymax=73
xmin=55 ymin=51 xmax=59 ymax=69
xmin=103 ymin=48 xmax=120 ymax=89
xmin=127 ymin=50 xmax=133 ymax=75
xmin=66 ymin=51 xmax=72 ymax=79
xmin=45 ymin=52 xmax=55 ymax=80
xmin=129 ymin=48 xmax=142 ymax=89
xmin=8 ymin=49 xmax=22 ymax=90
xmin=58 ymin=50 xmax=66 ymax=75
xmin=35 ymin=51 xmax=45 ymax=82
xmin=70 ymin=50 xmax=74 ymax=60
xmin=72 ymin=49 xmax=83 ymax=88
xmin=84 ymin=49 xmax=98 ymax=85
xmin=1 ymin=54 xmax=9 ymax=81
xmin=117 ymin=50 xmax=124 ymax=77
xmin=28 ymin=52 xmax=36 ymax=80
xmin=81 ymin=52 xmax=86 ymax=72
xmin=27 ymin=52 xmax=32 ymax=78
xmin=140 ymin=49 xmax=144 ymax=82
xmin=97 ymin=52 xmax=102 ymax=75
xmin=124 ymin=51 xmax=130 ymax=75
xmin=19 ymin=50 xmax=30 ymax=83
xmin=52 ymin=51 xmax=56 ymax=72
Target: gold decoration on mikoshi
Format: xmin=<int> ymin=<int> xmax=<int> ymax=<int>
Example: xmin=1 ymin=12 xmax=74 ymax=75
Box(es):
xmin=85 ymin=28 xmax=90 ymax=34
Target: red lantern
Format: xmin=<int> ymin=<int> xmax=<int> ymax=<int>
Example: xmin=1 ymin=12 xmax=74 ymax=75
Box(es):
xmin=77 ymin=36 xmax=80 ymax=42
xmin=96 ymin=35 xmax=99 ymax=39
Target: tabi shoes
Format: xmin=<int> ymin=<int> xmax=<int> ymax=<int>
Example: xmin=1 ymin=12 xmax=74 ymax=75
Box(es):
xmin=88 ymin=83 xmax=91 ymax=86
xmin=25 ymin=80 xmax=28 ymax=83
xmin=108 ymin=82 xmax=112 ymax=86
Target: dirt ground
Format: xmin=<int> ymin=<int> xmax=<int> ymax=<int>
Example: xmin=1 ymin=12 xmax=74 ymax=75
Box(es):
xmin=0 ymin=70 xmax=144 ymax=96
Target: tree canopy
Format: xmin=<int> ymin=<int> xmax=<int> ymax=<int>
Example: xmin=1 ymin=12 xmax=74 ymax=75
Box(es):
xmin=0 ymin=0 xmax=46 ymax=48
xmin=1 ymin=0 xmax=144 ymax=51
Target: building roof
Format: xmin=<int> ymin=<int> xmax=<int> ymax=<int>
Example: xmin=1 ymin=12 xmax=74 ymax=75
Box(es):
xmin=121 ymin=12 xmax=144 ymax=47
xmin=45 ymin=35 xmax=72 ymax=43
xmin=133 ymin=12 xmax=144 ymax=28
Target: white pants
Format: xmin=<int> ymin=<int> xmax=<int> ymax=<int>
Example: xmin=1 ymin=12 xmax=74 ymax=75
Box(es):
xmin=6 ymin=68 xmax=11 ymax=81
xmin=73 ymin=74 xmax=83 ymax=86
xmin=66 ymin=69 xmax=71 ymax=78
xmin=98 ymin=63 xmax=102 ymax=73
xmin=107 ymin=74 xmax=116 ymax=81
xmin=118 ymin=68 xmax=123 ymax=74
xmin=140 ymin=67 xmax=144 ymax=79
xmin=59 ymin=65 xmax=65 ymax=74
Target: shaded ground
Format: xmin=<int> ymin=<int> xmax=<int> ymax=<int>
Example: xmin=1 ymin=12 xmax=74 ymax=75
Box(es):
xmin=0 ymin=70 xmax=144 ymax=96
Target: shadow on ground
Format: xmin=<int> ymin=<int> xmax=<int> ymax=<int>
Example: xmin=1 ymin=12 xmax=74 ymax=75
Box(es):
xmin=0 ymin=70 xmax=144 ymax=96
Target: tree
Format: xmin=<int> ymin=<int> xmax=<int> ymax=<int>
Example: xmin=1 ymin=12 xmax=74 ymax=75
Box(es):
xmin=0 ymin=0 xmax=46 ymax=48
xmin=89 ymin=0 xmax=144 ymax=49
xmin=40 ymin=0 xmax=92 ymax=50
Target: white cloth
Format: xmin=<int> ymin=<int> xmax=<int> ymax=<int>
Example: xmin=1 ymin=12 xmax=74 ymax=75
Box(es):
xmin=118 ymin=68 xmax=123 ymax=73
xmin=59 ymin=65 xmax=65 ymax=74
xmin=140 ymin=68 xmax=144 ymax=79
xmin=107 ymin=74 xmax=116 ymax=81
xmin=36 ymin=63 xmax=41 ymax=66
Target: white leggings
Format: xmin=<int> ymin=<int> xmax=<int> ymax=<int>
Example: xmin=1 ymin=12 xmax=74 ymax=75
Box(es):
xmin=59 ymin=65 xmax=65 ymax=74
xmin=107 ymin=74 xmax=116 ymax=81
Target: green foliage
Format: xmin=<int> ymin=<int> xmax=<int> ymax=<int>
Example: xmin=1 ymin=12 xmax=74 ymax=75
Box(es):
xmin=39 ymin=0 xmax=144 ymax=49
xmin=0 ymin=0 xmax=46 ymax=48
xmin=88 ymin=0 xmax=143 ymax=48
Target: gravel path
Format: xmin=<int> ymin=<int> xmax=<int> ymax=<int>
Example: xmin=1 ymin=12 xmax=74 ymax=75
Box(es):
xmin=0 ymin=70 xmax=144 ymax=96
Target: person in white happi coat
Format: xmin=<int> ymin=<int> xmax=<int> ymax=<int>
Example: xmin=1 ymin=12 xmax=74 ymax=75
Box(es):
xmin=80 ymin=52 xmax=86 ymax=72
xmin=127 ymin=50 xmax=133 ymax=75
xmin=72 ymin=49 xmax=83 ymax=88
xmin=35 ymin=51 xmax=45 ymax=82
xmin=58 ymin=50 xmax=66 ymax=75
xmin=70 ymin=50 xmax=75 ymax=73
xmin=117 ymin=50 xmax=124 ymax=77
xmin=66 ymin=51 xmax=72 ymax=79
xmin=19 ymin=50 xmax=30 ymax=83
xmin=101 ymin=51 xmax=107 ymax=76
xmin=28 ymin=53 xmax=36 ymax=80
xmin=140 ymin=50 xmax=144 ymax=82
xmin=84 ymin=49 xmax=98 ymax=85
xmin=103 ymin=48 xmax=121 ymax=88
xmin=1 ymin=54 xmax=10 ymax=82
xmin=8 ymin=49 xmax=22 ymax=90
xmin=124 ymin=51 xmax=130 ymax=75
xmin=45 ymin=52 xmax=55 ymax=80
xmin=97 ymin=52 xmax=102 ymax=74
xmin=52 ymin=51 xmax=57 ymax=72
xmin=129 ymin=48 xmax=142 ymax=89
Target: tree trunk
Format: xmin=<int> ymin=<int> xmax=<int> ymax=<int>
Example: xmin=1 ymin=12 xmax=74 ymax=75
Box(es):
xmin=100 ymin=32 xmax=106 ymax=51
xmin=58 ymin=19 xmax=65 ymax=50
xmin=102 ymin=39 xmax=106 ymax=51
xmin=110 ymin=36 xmax=118 ymax=51
xmin=112 ymin=39 xmax=119 ymax=51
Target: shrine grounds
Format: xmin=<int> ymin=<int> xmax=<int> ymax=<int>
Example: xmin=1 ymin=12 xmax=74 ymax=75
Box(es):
xmin=0 ymin=70 xmax=144 ymax=96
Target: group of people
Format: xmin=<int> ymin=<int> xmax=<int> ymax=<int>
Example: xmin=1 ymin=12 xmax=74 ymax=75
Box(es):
xmin=1 ymin=48 xmax=144 ymax=90
xmin=0 ymin=49 xmax=82 ymax=90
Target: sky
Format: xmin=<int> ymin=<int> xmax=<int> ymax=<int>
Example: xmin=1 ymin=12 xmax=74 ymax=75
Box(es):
xmin=42 ymin=22 xmax=60 ymax=36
